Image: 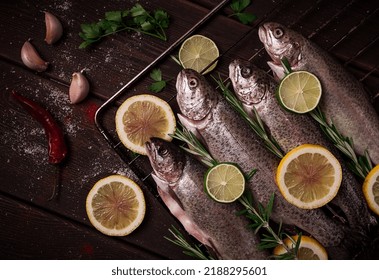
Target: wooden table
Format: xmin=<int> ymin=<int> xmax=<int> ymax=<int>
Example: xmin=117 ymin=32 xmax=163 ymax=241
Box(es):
xmin=1 ymin=0 xmax=378 ymax=259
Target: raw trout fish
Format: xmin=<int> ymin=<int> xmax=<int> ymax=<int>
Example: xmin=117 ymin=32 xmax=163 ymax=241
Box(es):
xmin=228 ymin=59 xmax=376 ymax=236
xmin=258 ymin=22 xmax=379 ymax=165
xmin=145 ymin=137 xmax=268 ymax=260
xmin=176 ymin=69 xmax=356 ymax=259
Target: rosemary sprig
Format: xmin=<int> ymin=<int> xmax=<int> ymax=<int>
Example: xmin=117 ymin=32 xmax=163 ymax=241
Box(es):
xmin=309 ymin=107 xmax=372 ymax=179
xmin=172 ymin=123 xmax=298 ymax=259
xmin=237 ymin=192 xmax=299 ymax=259
xmin=165 ymin=226 xmax=214 ymax=260
xmin=171 ymin=124 xmax=217 ymax=168
xmin=280 ymin=58 xmax=373 ymax=179
xmin=212 ymin=74 xmax=285 ymax=158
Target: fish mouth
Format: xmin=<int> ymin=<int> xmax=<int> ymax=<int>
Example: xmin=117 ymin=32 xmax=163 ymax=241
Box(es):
xmin=145 ymin=140 xmax=155 ymax=161
xmin=176 ymin=70 xmax=184 ymax=91
xmin=258 ymin=24 xmax=268 ymax=45
xmin=258 ymin=23 xmax=285 ymax=65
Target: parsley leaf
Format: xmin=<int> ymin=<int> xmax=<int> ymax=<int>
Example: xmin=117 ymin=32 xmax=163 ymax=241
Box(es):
xmin=150 ymin=68 xmax=162 ymax=81
xmin=230 ymin=0 xmax=250 ymax=12
xmin=229 ymin=0 xmax=256 ymax=25
xmin=79 ymin=4 xmax=170 ymax=48
xmin=148 ymin=68 xmax=168 ymax=93
xmin=149 ymin=81 xmax=167 ymax=93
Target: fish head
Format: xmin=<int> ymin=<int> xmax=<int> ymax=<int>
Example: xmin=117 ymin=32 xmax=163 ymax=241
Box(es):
xmin=229 ymin=59 xmax=270 ymax=105
xmin=176 ymin=69 xmax=218 ymax=121
xmin=145 ymin=137 xmax=186 ymax=186
xmin=258 ymin=22 xmax=304 ymax=67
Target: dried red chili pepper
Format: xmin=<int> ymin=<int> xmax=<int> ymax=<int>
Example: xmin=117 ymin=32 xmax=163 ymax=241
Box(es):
xmin=12 ymin=90 xmax=68 ymax=200
xmin=12 ymin=90 xmax=68 ymax=164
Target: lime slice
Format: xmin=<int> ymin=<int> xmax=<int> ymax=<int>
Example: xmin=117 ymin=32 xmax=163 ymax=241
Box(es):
xmin=363 ymin=164 xmax=379 ymax=216
xmin=115 ymin=94 xmax=176 ymax=155
xmin=277 ymin=71 xmax=322 ymax=113
xmin=86 ymin=175 xmax=146 ymax=236
xmin=273 ymin=235 xmax=328 ymax=260
xmin=276 ymin=144 xmax=342 ymax=209
xmin=179 ymin=34 xmax=219 ymax=74
xmin=204 ymin=163 xmax=245 ymax=203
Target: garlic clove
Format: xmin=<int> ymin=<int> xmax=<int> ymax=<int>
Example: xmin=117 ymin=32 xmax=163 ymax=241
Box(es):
xmin=44 ymin=11 xmax=63 ymax=45
xmin=21 ymin=40 xmax=49 ymax=72
xmin=69 ymin=71 xmax=90 ymax=104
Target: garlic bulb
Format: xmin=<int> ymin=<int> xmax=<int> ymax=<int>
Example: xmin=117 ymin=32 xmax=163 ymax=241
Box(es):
xmin=69 ymin=70 xmax=90 ymax=104
xmin=21 ymin=40 xmax=49 ymax=72
xmin=44 ymin=11 xmax=63 ymax=45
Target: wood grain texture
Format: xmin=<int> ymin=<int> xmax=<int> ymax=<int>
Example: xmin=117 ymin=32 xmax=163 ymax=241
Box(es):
xmin=0 ymin=0 xmax=378 ymax=259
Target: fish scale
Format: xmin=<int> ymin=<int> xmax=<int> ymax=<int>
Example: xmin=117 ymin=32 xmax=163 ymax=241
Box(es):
xmin=228 ymin=59 xmax=377 ymax=236
xmin=176 ymin=69 xmax=360 ymax=259
xmin=145 ymin=138 xmax=267 ymax=260
xmin=258 ymin=22 xmax=379 ymax=166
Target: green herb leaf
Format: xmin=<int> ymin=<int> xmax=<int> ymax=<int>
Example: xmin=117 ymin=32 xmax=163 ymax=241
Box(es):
xmin=80 ymin=23 xmax=101 ymax=39
xmin=229 ymin=0 xmax=256 ymax=25
xmin=150 ymin=68 xmax=162 ymax=81
xmin=173 ymin=105 xmax=299 ymax=259
xmin=165 ymin=226 xmax=214 ymax=260
xmin=79 ymin=4 xmax=169 ymax=48
xmin=230 ymin=0 xmax=251 ymax=12
xmin=105 ymin=11 xmax=123 ymax=22
xmin=130 ymin=3 xmax=146 ymax=17
xmin=149 ymin=81 xmax=166 ymax=93
xmin=235 ymin=12 xmax=256 ymax=25
xmin=154 ymin=9 xmax=170 ymax=28
xmin=148 ymin=68 xmax=170 ymax=93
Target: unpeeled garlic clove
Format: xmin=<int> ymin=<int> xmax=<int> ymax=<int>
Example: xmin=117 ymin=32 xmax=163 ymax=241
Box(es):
xmin=69 ymin=71 xmax=90 ymax=104
xmin=21 ymin=40 xmax=49 ymax=72
xmin=44 ymin=11 xmax=63 ymax=45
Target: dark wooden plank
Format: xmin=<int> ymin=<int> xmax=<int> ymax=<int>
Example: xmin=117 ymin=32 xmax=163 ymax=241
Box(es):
xmin=0 ymin=60 xmax=192 ymax=259
xmin=1 ymin=0 xmax=379 ymax=261
xmin=0 ymin=194 xmax=163 ymax=259
xmin=0 ymin=0 xmax=241 ymax=101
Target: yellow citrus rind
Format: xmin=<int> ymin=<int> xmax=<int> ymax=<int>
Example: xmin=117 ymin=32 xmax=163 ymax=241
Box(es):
xmin=86 ymin=175 xmax=146 ymax=236
xmin=363 ymin=164 xmax=379 ymax=216
xmin=273 ymin=235 xmax=328 ymax=260
xmin=115 ymin=94 xmax=176 ymax=155
xmin=276 ymin=144 xmax=342 ymax=209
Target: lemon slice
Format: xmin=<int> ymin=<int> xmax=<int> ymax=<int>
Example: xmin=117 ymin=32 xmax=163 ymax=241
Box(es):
xmin=115 ymin=94 xmax=176 ymax=155
xmin=363 ymin=164 xmax=379 ymax=216
xmin=204 ymin=163 xmax=245 ymax=203
xmin=277 ymin=71 xmax=322 ymax=113
xmin=273 ymin=235 xmax=328 ymax=260
xmin=86 ymin=175 xmax=146 ymax=236
xmin=179 ymin=34 xmax=219 ymax=74
xmin=276 ymin=144 xmax=342 ymax=209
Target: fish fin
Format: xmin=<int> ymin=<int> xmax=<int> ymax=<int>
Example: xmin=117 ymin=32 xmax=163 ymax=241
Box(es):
xmin=157 ymin=186 xmax=212 ymax=248
xmin=151 ymin=173 xmax=172 ymax=194
xmin=267 ymin=61 xmax=286 ymax=80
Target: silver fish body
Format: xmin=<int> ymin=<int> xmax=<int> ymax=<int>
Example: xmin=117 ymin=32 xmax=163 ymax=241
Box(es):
xmin=176 ymin=69 xmax=355 ymax=258
xmin=145 ymin=137 xmax=267 ymax=260
xmin=229 ymin=59 xmax=376 ymax=237
xmin=258 ymin=22 xmax=379 ymax=165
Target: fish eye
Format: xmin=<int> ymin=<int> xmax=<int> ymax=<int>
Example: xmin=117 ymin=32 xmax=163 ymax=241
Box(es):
xmin=273 ymin=27 xmax=284 ymax=39
xmin=158 ymin=147 xmax=169 ymax=157
xmin=241 ymin=66 xmax=252 ymax=78
xmin=188 ymin=78 xmax=198 ymax=88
